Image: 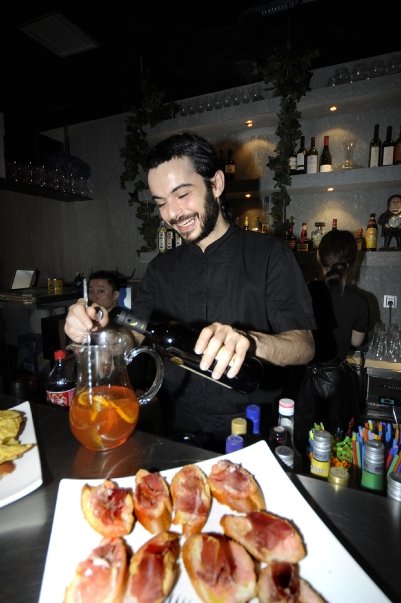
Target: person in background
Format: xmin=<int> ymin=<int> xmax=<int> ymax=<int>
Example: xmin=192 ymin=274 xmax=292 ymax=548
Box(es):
xmin=87 ymin=270 xmax=122 ymax=320
xmin=292 ymin=229 xmax=369 ymax=455
xmin=65 ymin=132 xmax=315 ymax=452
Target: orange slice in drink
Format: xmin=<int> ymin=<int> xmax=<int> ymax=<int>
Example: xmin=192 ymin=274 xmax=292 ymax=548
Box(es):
xmin=109 ymin=401 xmax=137 ymax=424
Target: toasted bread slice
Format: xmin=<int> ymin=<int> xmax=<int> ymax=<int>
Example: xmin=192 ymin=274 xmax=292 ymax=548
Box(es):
xmin=258 ymin=561 xmax=326 ymax=603
xmin=133 ymin=469 xmax=172 ymax=533
xmin=123 ymin=531 xmax=180 ymax=603
xmin=170 ymin=464 xmax=211 ymax=536
xmin=64 ymin=537 xmax=128 ymax=603
xmin=81 ymin=479 xmax=135 ymax=538
xmin=208 ymin=459 xmax=265 ymax=512
xmin=182 ymin=532 xmax=257 ymax=603
xmin=221 ymin=510 xmax=306 ymax=564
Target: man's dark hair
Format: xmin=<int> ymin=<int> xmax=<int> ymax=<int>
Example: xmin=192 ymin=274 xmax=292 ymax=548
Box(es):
xmin=147 ymin=132 xmax=232 ymax=222
xmin=88 ymin=270 xmax=121 ymax=292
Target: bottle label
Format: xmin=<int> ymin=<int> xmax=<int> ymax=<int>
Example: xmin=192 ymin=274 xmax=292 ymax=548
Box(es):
xmin=382 ymin=146 xmax=394 ymax=166
xmin=365 ymin=227 xmax=377 ymax=250
xmin=46 ymin=387 xmax=75 ymax=407
xmin=310 ymin=457 xmax=330 ymax=478
xmin=369 ymin=147 xmax=380 ymax=167
xmin=361 ymin=468 xmax=384 ymax=491
xmin=319 ymin=164 xmax=332 ymax=172
xmin=306 ymin=155 xmax=318 ymax=174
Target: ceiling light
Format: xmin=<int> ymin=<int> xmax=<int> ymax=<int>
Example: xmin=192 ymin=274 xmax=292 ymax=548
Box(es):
xmin=329 ymin=105 xmax=338 ymax=112
xmin=245 ymin=120 xmax=254 ymax=128
xmin=19 ymin=12 xmax=98 ymax=58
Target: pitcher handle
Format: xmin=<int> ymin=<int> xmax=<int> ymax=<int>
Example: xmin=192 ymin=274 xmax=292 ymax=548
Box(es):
xmin=125 ymin=346 xmax=164 ymax=406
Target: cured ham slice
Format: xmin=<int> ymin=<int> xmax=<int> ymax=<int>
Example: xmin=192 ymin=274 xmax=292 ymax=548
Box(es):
xmin=207 ymin=459 xmax=265 ymax=512
xmin=81 ymin=480 xmax=135 ymax=537
xmin=220 ymin=510 xmax=306 ymax=564
xmin=170 ymin=463 xmax=211 ymax=536
xmin=64 ymin=537 xmax=127 ymax=603
xmin=258 ymin=561 xmax=326 ymax=603
xmin=182 ymin=532 xmax=257 ymax=603
xmin=133 ymin=469 xmax=172 ymax=533
xmin=123 ymin=531 xmax=180 ymax=603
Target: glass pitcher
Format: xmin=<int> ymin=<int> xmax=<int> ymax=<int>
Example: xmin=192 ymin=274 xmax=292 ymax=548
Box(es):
xmin=68 ymin=329 xmax=164 ymax=451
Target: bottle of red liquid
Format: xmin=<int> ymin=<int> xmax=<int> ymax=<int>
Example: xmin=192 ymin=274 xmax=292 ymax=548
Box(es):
xmin=45 ymin=349 xmax=76 ymax=409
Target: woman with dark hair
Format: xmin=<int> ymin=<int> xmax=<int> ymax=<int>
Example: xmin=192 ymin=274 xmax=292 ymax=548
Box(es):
xmin=293 ymin=229 xmax=369 ymax=454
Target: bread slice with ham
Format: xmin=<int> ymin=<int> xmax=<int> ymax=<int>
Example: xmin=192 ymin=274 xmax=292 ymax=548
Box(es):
xmin=133 ymin=469 xmax=172 ymax=533
xmin=207 ymin=459 xmax=265 ymax=512
xmin=170 ymin=463 xmax=211 ymax=536
xmin=123 ymin=531 xmax=180 ymax=603
xmin=220 ymin=510 xmax=306 ymax=564
xmin=182 ymin=532 xmax=257 ymax=603
xmin=64 ymin=537 xmax=128 ymax=603
xmin=258 ymin=561 xmax=326 ymax=603
xmin=81 ymin=480 xmax=135 ymax=538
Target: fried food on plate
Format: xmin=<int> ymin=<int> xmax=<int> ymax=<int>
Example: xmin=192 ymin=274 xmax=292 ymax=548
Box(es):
xmin=0 ymin=409 xmax=34 ymax=465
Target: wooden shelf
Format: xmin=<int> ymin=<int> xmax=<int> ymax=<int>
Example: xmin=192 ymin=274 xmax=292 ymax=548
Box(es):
xmin=0 ymin=177 xmax=92 ymax=202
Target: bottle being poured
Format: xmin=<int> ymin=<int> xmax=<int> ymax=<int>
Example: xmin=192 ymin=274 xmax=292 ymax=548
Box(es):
xmin=114 ymin=309 xmax=263 ymax=394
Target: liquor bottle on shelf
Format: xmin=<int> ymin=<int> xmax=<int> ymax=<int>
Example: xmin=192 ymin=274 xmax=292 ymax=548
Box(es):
xmin=296 ymin=222 xmax=312 ymax=252
xmin=289 ymin=147 xmax=297 ymax=175
xmin=381 ymin=125 xmax=395 ymax=166
xmin=319 ymin=135 xmax=332 ymax=172
xmin=224 ymin=149 xmax=236 ymax=181
xmin=166 ymin=225 xmax=174 ymax=251
xmin=311 ymin=222 xmax=326 ymax=249
xmin=365 ymin=213 xmax=378 ymax=251
xmin=45 ymin=350 xmax=76 ymax=410
xmin=356 ymin=227 xmax=364 ymax=251
xmin=332 ymin=218 xmax=338 ymax=230
xmin=243 ymin=215 xmax=249 ymax=230
xmin=306 ymin=136 xmax=318 ymax=174
xmin=251 ymin=216 xmax=261 ymax=232
xmin=296 ymin=135 xmax=307 ymax=174
xmin=114 ymin=309 xmax=264 ymax=394
xmin=157 ymin=220 xmax=167 ymax=253
xmin=368 ymin=124 xmax=382 ymax=167
xmin=394 ymin=125 xmax=401 ymax=165
xmin=284 ymin=224 xmax=297 ymax=250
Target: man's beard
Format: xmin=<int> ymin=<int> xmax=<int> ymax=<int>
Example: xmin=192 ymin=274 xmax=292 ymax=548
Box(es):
xmin=172 ymin=187 xmax=219 ymax=246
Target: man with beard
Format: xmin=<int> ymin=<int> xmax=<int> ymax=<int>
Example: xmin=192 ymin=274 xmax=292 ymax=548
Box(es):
xmin=65 ymin=133 xmax=315 ymax=452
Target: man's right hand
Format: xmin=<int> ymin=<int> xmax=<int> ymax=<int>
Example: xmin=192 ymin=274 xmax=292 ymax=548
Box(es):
xmin=64 ymin=299 xmax=110 ymax=342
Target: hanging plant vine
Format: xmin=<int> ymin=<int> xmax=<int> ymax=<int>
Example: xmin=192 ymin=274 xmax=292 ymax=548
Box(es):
xmin=120 ymin=71 xmax=178 ymax=253
xmin=258 ymin=47 xmax=317 ymax=237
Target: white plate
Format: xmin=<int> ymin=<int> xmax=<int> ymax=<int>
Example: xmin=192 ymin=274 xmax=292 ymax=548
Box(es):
xmin=39 ymin=440 xmax=390 ymax=603
xmin=0 ymin=401 xmax=43 ymax=508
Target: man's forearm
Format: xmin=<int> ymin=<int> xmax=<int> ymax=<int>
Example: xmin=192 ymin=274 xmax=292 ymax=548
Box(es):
xmin=249 ymin=330 xmax=315 ymax=366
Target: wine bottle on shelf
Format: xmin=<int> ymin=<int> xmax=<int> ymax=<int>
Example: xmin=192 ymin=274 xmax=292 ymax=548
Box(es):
xmin=306 ymin=136 xmax=318 ymax=174
xmin=368 ymin=124 xmax=382 ymax=167
xmin=45 ymin=350 xmax=76 ymax=410
xmin=284 ymin=224 xmax=297 ymax=250
xmin=296 ymin=222 xmax=312 ymax=252
xmin=296 ymin=135 xmax=307 ymax=174
xmin=114 ymin=309 xmax=264 ymax=394
xmin=365 ymin=213 xmax=378 ymax=251
xmin=381 ymin=125 xmax=395 ymax=166
xmin=224 ymin=149 xmax=236 ymax=181
xmin=319 ymin=135 xmax=332 ymax=172
xmin=332 ymin=218 xmax=338 ymax=230
xmin=289 ymin=147 xmax=297 ymax=175
xmin=243 ymin=215 xmax=249 ymax=230
xmin=356 ymin=227 xmax=364 ymax=251
xmin=251 ymin=216 xmax=261 ymax=232
xmin=394 ymin=125 xmax=401 ymax=165
xmin=157 ymin=220 xmax=167 ymax=253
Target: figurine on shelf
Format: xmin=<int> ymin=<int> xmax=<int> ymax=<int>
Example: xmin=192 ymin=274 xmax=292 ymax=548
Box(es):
xmin=378 ymin=194 xmax=401 ymax=249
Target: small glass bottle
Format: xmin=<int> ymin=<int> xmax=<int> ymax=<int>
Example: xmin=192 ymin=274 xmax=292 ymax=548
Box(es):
xmin=278 ymin=398 xmax=303 ymax=471
xmin=361 ymin=440 xmax=385 ymax=492
xmin=275 ymin=445 xmax=294 ymax=470
xmin=269 ymin=425 xmax=288 ymax=450
xmin=310 ymin=430 xmax=333 ymax=479
xmin=225 ymin=434 xmax=244 ymax=454
xmin=387 ymin=472 xmax=401 ymax=502
xmin=45 ymin=350 xmax=76 ymax=410
xmin=311 ymin=222 xmax=326 ymax=249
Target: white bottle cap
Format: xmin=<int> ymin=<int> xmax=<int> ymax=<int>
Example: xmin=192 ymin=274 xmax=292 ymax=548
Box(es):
xmin=279 ymin=398 xmax=295 ymax=416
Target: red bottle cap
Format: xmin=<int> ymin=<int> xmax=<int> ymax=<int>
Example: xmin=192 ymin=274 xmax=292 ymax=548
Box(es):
xmin=54 ymin=349 xmax=67 ymax=360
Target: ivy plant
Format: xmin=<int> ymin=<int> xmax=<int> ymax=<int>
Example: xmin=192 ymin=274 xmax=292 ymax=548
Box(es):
xmin=258 ymin=47 xmax=318 ymax=237
xmin=120 ymin=74 xmax=178 ymax=253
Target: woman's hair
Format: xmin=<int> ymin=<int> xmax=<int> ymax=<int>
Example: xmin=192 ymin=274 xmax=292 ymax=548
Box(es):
xmin=88 ymin=270 xmax=121 ymax=292
xmin=146 ymin=132 xmax=232 ymax=221
xmin=318 ymin=229 xmax=357 ymax=290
